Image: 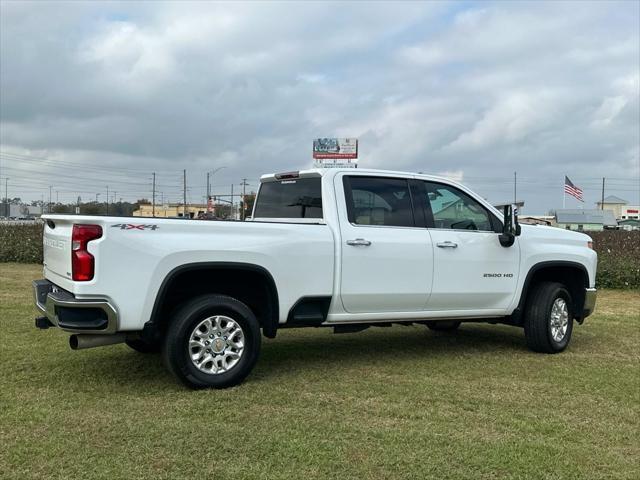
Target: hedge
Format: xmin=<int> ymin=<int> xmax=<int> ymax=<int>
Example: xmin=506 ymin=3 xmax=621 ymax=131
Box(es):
xmin=589 ymin=231 xmax=640 ymax=289
xmin=0 ymin=223 xmax=43 ymax=264
xmin=0 ymin=222 xmax=638 ymax=288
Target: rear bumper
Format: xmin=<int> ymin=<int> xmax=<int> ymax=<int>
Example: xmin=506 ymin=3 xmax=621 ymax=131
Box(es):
xmin=33 ymin=279 xmax=118 ymax=334
xmin=582 ymin=287 xmax=597 ymax=319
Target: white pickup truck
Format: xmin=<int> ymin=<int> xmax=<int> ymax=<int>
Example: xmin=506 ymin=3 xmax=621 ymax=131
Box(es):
xmin=34 ymin=168 xmax=597 ymax=388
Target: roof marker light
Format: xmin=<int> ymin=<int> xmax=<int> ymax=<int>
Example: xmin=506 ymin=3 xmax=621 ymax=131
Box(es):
xmin=275 ymin=171 xmax=300 ymax=180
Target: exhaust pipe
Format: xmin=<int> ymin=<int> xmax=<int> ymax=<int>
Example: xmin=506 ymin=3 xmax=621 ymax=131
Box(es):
xmin=69 ymin=333 xmax=127 ymax=350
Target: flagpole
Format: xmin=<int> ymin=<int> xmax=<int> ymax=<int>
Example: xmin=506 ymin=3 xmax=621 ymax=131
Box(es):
xmin=563 ymin=175 xmax=566 ymax=209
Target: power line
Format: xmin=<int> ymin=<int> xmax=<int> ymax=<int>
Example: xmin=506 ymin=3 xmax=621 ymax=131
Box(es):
xmin=2 ymin=165 xmax=152 ymax=188
xmin=0 ymin=151 xmax=178 ymax=175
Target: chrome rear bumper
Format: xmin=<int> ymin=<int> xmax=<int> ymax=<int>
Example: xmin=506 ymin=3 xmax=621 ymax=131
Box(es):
xmin=33 ymin=279 xmax=118 ymax=334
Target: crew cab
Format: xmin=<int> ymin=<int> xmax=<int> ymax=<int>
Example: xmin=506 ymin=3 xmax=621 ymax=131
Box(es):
xmin=33 ymin=168 xmax=597 ymax=388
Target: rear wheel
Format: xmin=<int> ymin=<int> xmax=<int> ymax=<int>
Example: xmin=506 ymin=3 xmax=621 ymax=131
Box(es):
xmin=524 ymin=282 xmax=573 ymax=353
xmin=163 ymin=294 xmax=261 ymax=389
xmin=426 ymin=320 xmax=461 ymax=332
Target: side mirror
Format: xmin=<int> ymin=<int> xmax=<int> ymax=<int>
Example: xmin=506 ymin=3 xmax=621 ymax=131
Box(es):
xmin=499 ymin=205 xmax=521 ymax=247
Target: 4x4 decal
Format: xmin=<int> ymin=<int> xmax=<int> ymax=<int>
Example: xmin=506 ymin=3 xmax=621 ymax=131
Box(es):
xmin=111 ymin=224 xmax=159 ymax=230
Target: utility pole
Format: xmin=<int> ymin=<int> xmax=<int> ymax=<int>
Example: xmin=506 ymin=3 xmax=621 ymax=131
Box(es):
xmin=152 ymin=172 xmax=156 ymax=218
xmin=240 ymin=178 xmax=249 ymax=220
xmin=49 ymin=185 xmax=52 ymax=213
xmin=206 ymin=172 xmax=210 ymax=208
xmin=231 ymin=183 xmax=234 ymax=220
xmin=106 ymin=186 xmax=109 ymax=215
xmin=95 ymin=193 xmax=100 ymax=204
xmin=513 ymin=171 xmax=517 ymax=205
xmin=207 ymin=167 xmax=227 ymax=213
xmin=183 ymin=169 xmax=187 ymax=218
xmin=77 ymin=196 xmax=81 ymax=215
xmin=4 ymin=177 xmax=8 ymax=217
xmin=601 ymin=177 xmax=605 ymax=210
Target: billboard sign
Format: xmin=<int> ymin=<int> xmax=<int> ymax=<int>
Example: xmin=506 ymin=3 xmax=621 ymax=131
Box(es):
xmin=313 ymin=138 xmax=358 ymax=160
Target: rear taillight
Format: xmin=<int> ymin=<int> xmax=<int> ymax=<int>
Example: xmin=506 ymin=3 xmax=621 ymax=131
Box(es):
xmin=72 ymin=224 xmax=102 ymax=281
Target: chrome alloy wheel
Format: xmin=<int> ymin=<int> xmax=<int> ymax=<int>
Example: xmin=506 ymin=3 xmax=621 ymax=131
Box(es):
xmin=550 ymin=298 xmax=569 ymax=343
xmin=189 ymin=315 xmax=245 ymax=375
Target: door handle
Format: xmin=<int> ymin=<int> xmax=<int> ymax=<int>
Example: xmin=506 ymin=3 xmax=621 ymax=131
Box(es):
xmin=346 ymin=238 xmax=372 ymax=247
xmin=436 ymin=241 xmax=458 ymax=249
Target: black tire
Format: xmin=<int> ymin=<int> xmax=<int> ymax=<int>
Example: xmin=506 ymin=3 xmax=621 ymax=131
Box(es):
xmin=162 ymin=294 xmax=261 ymax=389
xmin=125 ymin=338 xmax=161 ymax=354
xmin=426 ymin=320 xmax=461 ymax=332
xmin=524 ymin=281 xmax=573 ymax=353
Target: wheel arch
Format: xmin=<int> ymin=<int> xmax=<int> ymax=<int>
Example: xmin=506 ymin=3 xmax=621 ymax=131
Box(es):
xmin=513 ymin=261 xmax=589 ymax=324
xmin=145 ymin=262 xmax=280 ymax=339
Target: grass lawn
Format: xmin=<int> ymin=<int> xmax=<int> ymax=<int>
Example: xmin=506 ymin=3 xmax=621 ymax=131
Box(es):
xmin=1 ymin=263 xmax=638 ymax=480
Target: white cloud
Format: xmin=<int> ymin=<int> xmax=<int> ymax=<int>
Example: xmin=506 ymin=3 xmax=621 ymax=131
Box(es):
xmin=437 ymin=170 xmax=464 ymax=182
xmin=0 ymin=0 xmax=638 ymax=211
xmin=591 ymin=96 xmax=628 ymax=128
xmin=445 ymin=92 xmax=559 ymax=152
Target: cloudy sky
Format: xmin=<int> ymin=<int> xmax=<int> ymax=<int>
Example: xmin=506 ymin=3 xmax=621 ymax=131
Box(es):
xmin=1 ymin=0 xmax=638 ymax=212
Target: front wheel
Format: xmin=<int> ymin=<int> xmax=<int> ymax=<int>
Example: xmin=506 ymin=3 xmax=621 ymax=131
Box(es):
xmin=524 ymin=282 xmax=573 ymax=353
xmin=163 ymin=295 xmax=261 ymax=389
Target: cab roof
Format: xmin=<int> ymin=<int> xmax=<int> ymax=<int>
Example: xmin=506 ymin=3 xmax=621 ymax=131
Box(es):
xmin=260 ymin=167 xmax=459 ymax=186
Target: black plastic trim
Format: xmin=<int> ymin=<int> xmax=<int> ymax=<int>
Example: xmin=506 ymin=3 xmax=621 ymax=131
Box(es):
xmin=56 ymin=306 xmax=109 ymax=330
xmin=511 ymin=261 xmax=589 ymax=323
xmin=147 ymin=262 xmax=280 ymax=338
xmin=286 ymin=296 xmax=332 ymax=327
xmin=35 ymin=316 xmax=54 ymax=329
xmin=408 ymin=180 xmax=428 ymax=228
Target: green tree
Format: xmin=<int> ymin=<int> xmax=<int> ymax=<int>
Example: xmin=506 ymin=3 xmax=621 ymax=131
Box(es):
xmin=241 ymin=193 xmax=256 ymax=220
xmin=51 ymin=204 xmax=72 ymax=214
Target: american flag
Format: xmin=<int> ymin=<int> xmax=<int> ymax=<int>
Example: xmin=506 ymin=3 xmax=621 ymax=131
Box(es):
xmin=564 ymin=176 xmax=584 ymax=202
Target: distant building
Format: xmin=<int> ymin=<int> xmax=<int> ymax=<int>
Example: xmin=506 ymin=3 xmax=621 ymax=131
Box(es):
xmin=618 ymin=219 xmax=640 ymax=231
xmin=133 ymin=203 xmax=208 ymax=219
xmin=596 ymin=195 xmax=639 ymax=220
xmin=620 ymin=206 xmax=640 ymax=220
xmin=2 ymin=204 xmax=43 ymax=219
xmin=556 ymin=209 xmax=617 ymax=231
xmin=519 ymin=216 xmax=554 ymax=226
xmin=25 ymin=205 xmax=44 ymax=217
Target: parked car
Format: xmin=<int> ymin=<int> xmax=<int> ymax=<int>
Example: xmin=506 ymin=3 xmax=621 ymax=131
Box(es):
xmin=33 ymin=168 xmax=597 ymax=388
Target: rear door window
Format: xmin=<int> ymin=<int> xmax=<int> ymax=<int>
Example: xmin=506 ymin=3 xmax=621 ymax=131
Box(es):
xmin=344 ymin=176 xmax=415 ymax=227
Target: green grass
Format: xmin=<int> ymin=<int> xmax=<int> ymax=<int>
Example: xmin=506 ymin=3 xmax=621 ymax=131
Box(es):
xmin=1 ymin=263 xmax=638 ymax=480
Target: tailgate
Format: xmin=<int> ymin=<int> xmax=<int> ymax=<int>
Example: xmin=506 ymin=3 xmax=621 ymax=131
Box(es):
xmin=43 ymin=218 xmax=74 ymax=283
